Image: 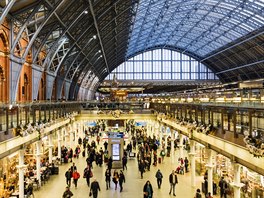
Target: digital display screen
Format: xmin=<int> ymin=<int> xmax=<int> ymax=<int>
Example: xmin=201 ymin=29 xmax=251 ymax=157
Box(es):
xmin=112 ymin=144 xmax=120 ymax=161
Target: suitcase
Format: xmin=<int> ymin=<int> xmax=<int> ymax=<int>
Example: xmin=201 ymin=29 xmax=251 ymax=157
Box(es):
xmin=158 ymin=157 xmax=161 ymax=164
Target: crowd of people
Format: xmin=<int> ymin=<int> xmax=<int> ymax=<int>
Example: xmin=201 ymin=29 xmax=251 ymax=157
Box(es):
xmin=60 ymin=124 xmax=218 ymax=198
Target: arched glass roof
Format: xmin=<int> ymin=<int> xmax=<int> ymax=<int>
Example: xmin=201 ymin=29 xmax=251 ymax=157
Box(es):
xmin=127 ymin=0 xmax=264 ymax=58
xmin=106 ymin=49 xmax=218 ymax=81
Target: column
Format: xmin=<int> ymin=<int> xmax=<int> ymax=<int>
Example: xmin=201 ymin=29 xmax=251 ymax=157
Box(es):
xmin=230 ymin=163 xmax=244 ymax=198
xmin=69 ymin=125 xmax=74 ymax=148
xmin=221 ymin=109 xmax=225 ymax=134
xmin=57 ymin=130 xmax=62 ymax=164
xmin=147 ymin=121 xmax=151 ymax=137
xmin=205 ymin=149 xmax=214 ymax=195
xmin=233 ymin=109 xmax=238 ymax=138
xmin=248 ymin=110 xmax=252 ymax=136
xmin=179 ymin=134 xmax=184 ymax=159
xmin=159 ymin=124 xmax=163 ymax=146
xmin=64 ymin=128 xmax=69 ymax=148
xmin=36 ymin=140 xmax=42 ymax=186
xmin=73 ymin=123 xmax=78 ymax=146
xmin=48 ymin=134 xmax=53 ymax=164
xmin=188 ymin=140 xmax=196 ymax=187
xmin=171 ymin=129 xmax=175 ymax=163
xmin=17 ymin=150 xmax=27 ymax=198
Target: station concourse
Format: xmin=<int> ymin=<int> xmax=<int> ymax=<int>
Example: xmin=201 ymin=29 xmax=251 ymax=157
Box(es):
xmin=0 ymin=0 xmax=264 ymax=198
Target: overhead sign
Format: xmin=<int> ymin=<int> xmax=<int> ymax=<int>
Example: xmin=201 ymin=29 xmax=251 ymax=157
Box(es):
xmin=108 ymin=132 xmax=124 ymax=138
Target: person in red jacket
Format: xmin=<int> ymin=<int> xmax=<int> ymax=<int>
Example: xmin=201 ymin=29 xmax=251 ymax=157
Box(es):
xmin=72 ymin=169 xmax=80 ymax=188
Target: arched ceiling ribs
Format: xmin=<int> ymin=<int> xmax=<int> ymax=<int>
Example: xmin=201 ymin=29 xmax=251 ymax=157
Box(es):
xmin=0 ymin=0 xmax=16 ymax=26
xmin=10 ymin=3 xmax=43 ymax=55
xmin=42 ymin=36 xmax=67 ymax=70
xmin=48 ymin=23 xmax=96 ymax=76
xmin=64 ymin=36 xmax=97 ymax=80
xmin=88 ymin=0 xmax=110 ymax=75
xmin=21 ymin=1 xmax=65 ymax=60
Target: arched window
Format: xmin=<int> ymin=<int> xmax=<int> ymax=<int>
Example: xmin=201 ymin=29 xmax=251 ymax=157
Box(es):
xmin=105 ymin=49 xmax=218 ymax=81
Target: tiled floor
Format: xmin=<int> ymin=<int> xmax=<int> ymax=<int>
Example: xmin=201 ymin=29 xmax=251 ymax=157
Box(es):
xmin=34 ymin=143 xmax=218 ymax=198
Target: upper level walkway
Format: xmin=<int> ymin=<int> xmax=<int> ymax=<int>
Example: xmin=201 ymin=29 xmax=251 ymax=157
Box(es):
xmin=159 ymin=117 xmax=264 ymax=176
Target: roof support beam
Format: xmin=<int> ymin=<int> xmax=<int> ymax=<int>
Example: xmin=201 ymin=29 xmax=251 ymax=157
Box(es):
xmin=88 ymin=0 xmax=110 ymax=74
xmin=0 ymin=0 xmax=16 ymax=26
xmin=216 ymin=59 xmax=264 ymax=75
xmin=201 ymin=28 xmax=264 ymax=62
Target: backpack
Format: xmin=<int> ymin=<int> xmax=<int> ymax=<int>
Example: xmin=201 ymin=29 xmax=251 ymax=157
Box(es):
xmin=156 ymin=171 xmax=162 ymax=179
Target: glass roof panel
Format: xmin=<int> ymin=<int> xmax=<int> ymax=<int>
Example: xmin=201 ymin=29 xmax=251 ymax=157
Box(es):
xmin=127 ymin=0 xmax=264 ymax=58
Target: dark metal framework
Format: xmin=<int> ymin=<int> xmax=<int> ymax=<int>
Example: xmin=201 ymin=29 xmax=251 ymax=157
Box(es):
xmin=1 ymin=0 xmax=264 ymax=98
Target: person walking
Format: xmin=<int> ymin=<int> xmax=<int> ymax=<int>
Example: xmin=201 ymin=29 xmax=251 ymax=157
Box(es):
xmin=65 ymin=168 xmax=72 ymax=187
xmin=62 ymin=186 xmax=73 ymax=198
xmin=184 ymin=157 xmax=189 ymax=172
xmin=195 ymin=188 xmax=202 ymax=198
xmin=206 ymin=192 xmax=213 ymax=198
xmin=105 ymin=168 xmax=111 ymax=190
xmin=90 ymin=178 xmax=101 ymax=198
xmin=84 ymin=165 xmax=92 ymax=187
xmin=70 ymin=162 xmax=77 ymax=172
xmin=139 ymin=160 xmax=145 ymax=179
xmin=169 ymin=170 xmax=178 ymax=196
xmin=155 ymin=169 xmax=163 ymax=189
xmin=122 ymin=155 xmax=128 ymax=170
xmin=108 ymin=156 xmax=113 ymax=171
xmin=143 ymin=180 xmax=153 ymax=198
xmin=119 ymin=170 xmax=125 ymax=192
xmin=218 ymin=177 xmax=228 ymax=198
xmin=72 ymin=169 xmax=80 ymax=188
xmin=112 ymin=170 xmax=119 ymax=190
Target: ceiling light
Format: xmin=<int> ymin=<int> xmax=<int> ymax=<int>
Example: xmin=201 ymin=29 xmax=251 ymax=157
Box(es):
xmin=98 ymin=50 xmax=101 ymax=53
xmin=93 ymin=35 xmax=97 ymax=39
xmin=84 ymin=10 xmax=88 ymax=14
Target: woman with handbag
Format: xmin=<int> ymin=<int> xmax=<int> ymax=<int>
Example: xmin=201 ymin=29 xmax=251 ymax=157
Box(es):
xmin=112 ymin=170 xmax=119 ymax=190
xmin=143 ymin=180 xmax=153 ymax=198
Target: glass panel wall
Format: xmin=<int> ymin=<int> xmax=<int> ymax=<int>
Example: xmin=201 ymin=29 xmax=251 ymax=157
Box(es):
xmin=105 ymin=49 xmax=218 ymax=80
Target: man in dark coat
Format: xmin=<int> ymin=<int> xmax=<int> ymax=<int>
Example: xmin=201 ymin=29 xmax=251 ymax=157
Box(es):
xmin=139 ymin=160 xmax=145 ymax=179
xmin=119 ymin=170 xmax=125 ymax=192
xmin=169 ymin=170 xmax=178 ymax=196
xmin=90 ymin=178 xmax=101 ymax=198
xmin=65 ymin=168 xmax=72 ymax=187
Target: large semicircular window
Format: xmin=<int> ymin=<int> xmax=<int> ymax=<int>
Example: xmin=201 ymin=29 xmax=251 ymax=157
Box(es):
xmin=105 ymin=49 xmax=218 ymax=81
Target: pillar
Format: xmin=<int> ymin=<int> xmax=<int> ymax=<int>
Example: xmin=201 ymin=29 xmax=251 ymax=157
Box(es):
xmin=64 ymin=128 xmax=69 ymax=148
xmin=248 ymin=111 xmax=252 ymax=136
xmin=205 ymin=149 xmax=214 ymax=195
xmin=147 ymin=121 xmax=151 ymax=137
xmin=36 ymin=140 xmax=42 ymax=186
xmin=70 ymin=125 xmax=74 ymax=148
xmin=233 ymin=110 xmax=237 ymax=138
xmin=159 ymin=124 xmax=163 ymax=146
xmin=230 ymin=163 xmax=244 ymax=198
xmin=17 ymin=150 xmax=27 ymax=198
xmin=179 ymin=134 xmax=184 ymax=159
xmin=48 ymin=134 xmax=53 ymax=164
xmin=57 ymin=130 xmax=62 ymax=164
xmin=221 ymin=109 xmax=225 ymax=134
xmin=188 ymin=140 xmax=196 ymax=187
xmin=171 ymin=129 xmax=175 ymax=163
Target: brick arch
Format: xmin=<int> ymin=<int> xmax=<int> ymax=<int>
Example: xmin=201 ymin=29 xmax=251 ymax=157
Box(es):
xmin=0 ymin=29 xmax=8 ymax=51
